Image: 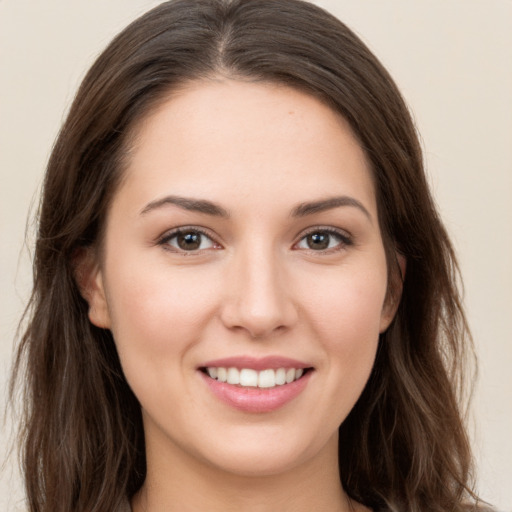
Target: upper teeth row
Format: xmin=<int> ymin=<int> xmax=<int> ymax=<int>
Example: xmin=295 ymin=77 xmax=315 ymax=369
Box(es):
xmin=207 ymin=367 xmax=304 ymax=388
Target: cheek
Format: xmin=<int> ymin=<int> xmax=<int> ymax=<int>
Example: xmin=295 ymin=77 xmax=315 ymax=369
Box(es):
xmin=297 ymin=261 xmax=387 ymax=382
xmin=104 ymin=259 xmax=220 ymax=361
xmin=302 ymin=262 xmax=387 ymax=337
xmin=102 ymin=259 xmax=224 ymax=423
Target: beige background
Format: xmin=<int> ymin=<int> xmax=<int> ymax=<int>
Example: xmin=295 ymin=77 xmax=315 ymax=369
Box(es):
xmin=1 ymin=1 xmax=511 ymax=510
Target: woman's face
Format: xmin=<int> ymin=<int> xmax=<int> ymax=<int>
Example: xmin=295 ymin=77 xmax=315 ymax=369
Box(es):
xmin=85 ymin=79 xmax=396 ymax=478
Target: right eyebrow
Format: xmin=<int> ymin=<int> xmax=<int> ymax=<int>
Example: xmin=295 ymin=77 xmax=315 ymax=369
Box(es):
xmin=139 ymin=195 xmax=230 ymax=218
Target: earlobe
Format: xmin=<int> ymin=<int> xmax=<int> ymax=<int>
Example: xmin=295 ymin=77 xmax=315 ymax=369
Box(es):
xmin=73 ymin=247 xmax=111 ymax=329
xmin=380 ymin=252 xmax=406 ymax=333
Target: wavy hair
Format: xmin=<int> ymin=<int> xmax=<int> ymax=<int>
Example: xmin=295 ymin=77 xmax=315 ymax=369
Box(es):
xmin=11 ymin=0 xmax=482 ymax=510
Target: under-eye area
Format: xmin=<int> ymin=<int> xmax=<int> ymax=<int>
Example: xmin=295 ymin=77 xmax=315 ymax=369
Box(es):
xmin=200 ymin=367 xmax=314 ymax=389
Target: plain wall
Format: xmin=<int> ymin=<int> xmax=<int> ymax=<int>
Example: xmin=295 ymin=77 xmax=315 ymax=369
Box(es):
xmin=1 ymin=1 xmax=511 ymax=510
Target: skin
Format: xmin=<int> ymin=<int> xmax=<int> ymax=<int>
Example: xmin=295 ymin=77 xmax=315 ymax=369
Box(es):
xmin=81 ymin=79 xmax=400 ymax=512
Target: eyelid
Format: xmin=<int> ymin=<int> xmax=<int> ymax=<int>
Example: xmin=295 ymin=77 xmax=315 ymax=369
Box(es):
xmin=155 ymin=224 xmax=353 ymax=254
xmin=293 ymin=226 xmax=353 ymax=252
xmin=157 ymin=225 xmax=222 ymax=253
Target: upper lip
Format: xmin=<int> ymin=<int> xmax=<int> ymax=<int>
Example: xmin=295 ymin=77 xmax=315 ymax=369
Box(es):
xmin=200 ymin=356 xmax=313 ymax=371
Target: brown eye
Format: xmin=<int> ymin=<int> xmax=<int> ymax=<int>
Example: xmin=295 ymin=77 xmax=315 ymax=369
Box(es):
xmin=296 ymin=229 xmax=351 ymax=252
xmin=306 ymin=232 xmax=330 ymax=250
xmin=177 ymin=232 xmax=202 ymax=250
xmin=163 ymin=229 xmax=216 ymax=252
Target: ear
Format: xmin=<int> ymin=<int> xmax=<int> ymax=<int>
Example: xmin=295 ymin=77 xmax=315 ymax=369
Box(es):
xmin=73 ymin=247 xmax=111 ymax=329
xmin=379 ymin=252 xmax=406 ymax=333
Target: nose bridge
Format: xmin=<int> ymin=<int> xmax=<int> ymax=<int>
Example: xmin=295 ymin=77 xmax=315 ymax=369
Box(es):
xmin=221 ymin=236 xmax=296 ymax=338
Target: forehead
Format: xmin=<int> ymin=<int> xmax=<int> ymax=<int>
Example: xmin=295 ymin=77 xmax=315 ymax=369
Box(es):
xmin=117 ymin=79 xmax=376 ymax=216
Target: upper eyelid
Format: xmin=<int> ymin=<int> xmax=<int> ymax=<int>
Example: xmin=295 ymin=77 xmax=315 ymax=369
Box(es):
xmin=159 ymin=225 xmax=216 ymax=240
xmin=157 ymin=226 xmax=221 ymax=248
xmin=297 ymin=225 xmax=352 ymax=240
xmin=293 ymin=226 xmax=354 ymax=252
xmin=156 ymin=224 xmax=352 ymax=248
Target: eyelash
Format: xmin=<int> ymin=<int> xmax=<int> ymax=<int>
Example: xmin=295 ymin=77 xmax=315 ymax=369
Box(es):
xmin=157 ymin=226 xmax=353 ymax=254
xmin=294 ymin=227 xmax=353 ymax=254
xmin=157 ymin=226 xmax=220 ymax=254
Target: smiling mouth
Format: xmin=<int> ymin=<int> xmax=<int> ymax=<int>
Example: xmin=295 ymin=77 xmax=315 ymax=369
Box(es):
xmin=200 ymin=367 xmax=313 ymax=389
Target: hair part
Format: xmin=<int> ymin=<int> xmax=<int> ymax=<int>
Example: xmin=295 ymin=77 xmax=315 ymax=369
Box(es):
xmin=12 ymin=1 xmax=481 ymax=510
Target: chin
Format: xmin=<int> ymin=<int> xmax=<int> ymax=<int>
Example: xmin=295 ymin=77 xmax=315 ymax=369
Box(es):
xmin=195 ymin=427 xmax=338 ymax=479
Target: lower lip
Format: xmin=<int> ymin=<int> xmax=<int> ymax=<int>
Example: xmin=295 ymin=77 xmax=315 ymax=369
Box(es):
xmin=200 ymin=371 xmax=312 ymax=413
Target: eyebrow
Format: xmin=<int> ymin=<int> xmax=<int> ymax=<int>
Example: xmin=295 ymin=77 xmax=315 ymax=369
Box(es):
xmin=140 ymin=195 xmax=230 ymax=218
xmin=140 ymin=194 xmax=371 ymax=221
xmin=291 ymin=196 xmax=372 ymax=222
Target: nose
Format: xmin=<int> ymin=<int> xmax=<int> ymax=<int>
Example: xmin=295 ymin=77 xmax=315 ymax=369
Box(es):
xmin=219 ymin=243 xmax=298 ymax=339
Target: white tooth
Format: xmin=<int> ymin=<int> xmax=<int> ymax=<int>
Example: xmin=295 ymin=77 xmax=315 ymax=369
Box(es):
xmin=239 ymin=368 xmax=258 ymax=387
xmin=295 ymin=368 xmax=304 ymax=380
xmin=207 ymin=367 xmax=217 ymax=379
xmin=275 ymin=368 xmax=286 ymax=385
xmin=258 ymin=369 xmax=276 ymax=388
xmin=217 ymin=367 xmax=227 ymax=382
xmin=285 ymin=368 xmax=295 ymax=384
xmin=227 ymin=367 xmax=240 ymax=385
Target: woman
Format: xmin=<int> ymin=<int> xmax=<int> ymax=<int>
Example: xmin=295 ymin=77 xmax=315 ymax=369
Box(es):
xmin=11 ymin=0 xmax=487 ymax=510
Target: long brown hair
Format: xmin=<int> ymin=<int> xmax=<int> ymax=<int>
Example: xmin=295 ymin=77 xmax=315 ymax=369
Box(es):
xmin=11 ymin=0 xmax=482 ymax=510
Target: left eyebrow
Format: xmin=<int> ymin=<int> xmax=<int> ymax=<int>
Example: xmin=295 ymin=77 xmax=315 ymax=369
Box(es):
xmin=291 ymin=196 xmax=372 ymax=222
